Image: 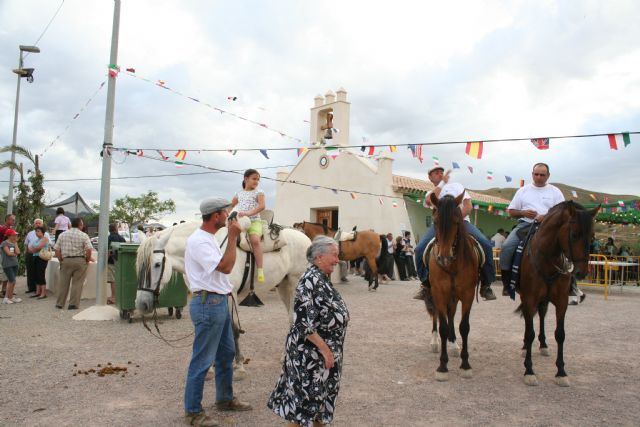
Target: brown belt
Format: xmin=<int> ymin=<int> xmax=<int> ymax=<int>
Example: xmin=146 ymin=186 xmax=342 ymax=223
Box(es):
xmin=192 ymin=290 xmax=229 ymax=296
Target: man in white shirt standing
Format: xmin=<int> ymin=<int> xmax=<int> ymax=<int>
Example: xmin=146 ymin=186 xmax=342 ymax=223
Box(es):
xmin=491 ymin=229 xmax=506 ymax=249
xmin=183 ymin=197 xmax=252 ymax=426
xmin=499 ymin=163 xmax=565 ymax=295
xmin=414 ymin=166 xmax=497 ymax=305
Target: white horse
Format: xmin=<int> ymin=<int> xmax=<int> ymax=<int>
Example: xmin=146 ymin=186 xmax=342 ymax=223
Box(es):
xmin=135 ymin=219 xmax=311 ymax=373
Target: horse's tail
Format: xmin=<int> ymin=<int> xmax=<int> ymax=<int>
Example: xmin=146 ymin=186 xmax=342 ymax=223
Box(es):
xmin=514 ymin=303 xmax=524 ymax=317
xmin=377 ymin=234 xmax=387 ymax=263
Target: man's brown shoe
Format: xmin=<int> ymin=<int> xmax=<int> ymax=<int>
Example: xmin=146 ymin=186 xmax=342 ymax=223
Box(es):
xmin=185 ymin=411 xmax=219 ymax=426
xmin=215 ymin=397 xmax=252 ymax=412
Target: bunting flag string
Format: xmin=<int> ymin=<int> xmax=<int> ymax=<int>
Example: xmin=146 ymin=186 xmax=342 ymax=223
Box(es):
xmin=40 ymin=80 xmax=107 ymax=156
xmin=607 ymin=133 xmax=631 ymax=150
xmin=122 ymin=69 xmax=306 ymax=145
xmin=465 ymin=141 xmax=483 ymax=159
xmin=531 ymin=138 xmax=550 ymax=150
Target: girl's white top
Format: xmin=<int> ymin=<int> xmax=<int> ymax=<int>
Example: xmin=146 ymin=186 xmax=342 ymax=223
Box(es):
xmin=235 ymin=189 xmax=264 ymax=220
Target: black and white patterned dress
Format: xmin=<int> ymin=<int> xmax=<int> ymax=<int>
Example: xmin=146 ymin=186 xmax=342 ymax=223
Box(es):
xmin=268 ymin=264 xmax=350 ymax=426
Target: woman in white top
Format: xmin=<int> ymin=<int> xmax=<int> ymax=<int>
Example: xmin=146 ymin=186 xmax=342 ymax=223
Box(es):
xmin=231 ymin=169 xmax=266 ymax=282
xmin=53 ymin=207 xmax=71 ymax=242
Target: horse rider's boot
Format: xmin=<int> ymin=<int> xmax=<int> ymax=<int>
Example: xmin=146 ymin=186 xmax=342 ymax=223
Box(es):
xmin=479 ymin=272 xmax=497 ymax=300
xmin=569 ymin=275 xmax=585 ymax=305
xmin=501 ymin=270 xmax=511 ymax=296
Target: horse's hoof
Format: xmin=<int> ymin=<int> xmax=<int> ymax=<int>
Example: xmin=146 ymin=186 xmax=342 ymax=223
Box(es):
xmin=435 ymin=371 xmax=449 ymax=382
xmin=555 ymin=376 xmax=570 ymax=387
xmin=430 ymin=343 xmax=439 ymax=353
xmin=524 ymin=375 xmax=538 ymax=386
xmin=540 ymin=347 xmax=550 ymax=357
xmin=459 ymin=368 xmax=473 ymax=379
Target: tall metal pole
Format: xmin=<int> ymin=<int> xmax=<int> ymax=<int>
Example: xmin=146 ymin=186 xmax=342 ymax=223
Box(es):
xmin=95 ymin=0 xmax=121 ymax=306
xmin=7 ymin=51 xmax=24 ymax=215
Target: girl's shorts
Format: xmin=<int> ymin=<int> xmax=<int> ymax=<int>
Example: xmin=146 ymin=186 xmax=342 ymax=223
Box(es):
xmin=248 ymin=220 xmax=264 ymax=237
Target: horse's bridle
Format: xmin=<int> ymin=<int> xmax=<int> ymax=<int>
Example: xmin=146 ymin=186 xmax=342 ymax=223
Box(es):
xmin=137 ymin=249 xmax=167 ymax=299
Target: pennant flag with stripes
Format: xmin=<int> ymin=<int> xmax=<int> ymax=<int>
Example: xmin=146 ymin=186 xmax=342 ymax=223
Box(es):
xmin=259 ymin=149 xmax=269 ymax=159
xmin=350 ymin=192 xmax=357 ymax=200
xmin=452 ymin=161 xmax=460 ymax=169
xmin=408 ymin=144 xmax=416 ymax=156
xmin=412 ymin=145 xmax=423 ymax=162
xmin=571 ymin=190 xmax=578 ymax=198
xmin=468 ymin=166 xmax=473 ymax=174
xmin=432 ymin=156 xmax=440 ymax=165
xmin=589 ymin=194 xmax=597 ymax=201
xmin=157 ymin=150 xmax=168 ymax=160
xmin=465 ymin=141 xmax=483 ymax=159
xmin=297 ymin=148 xmax=306 ymax=157
xmin=618 ymin=200 xmax=625 ymax=207
xmin=389 ymin=145 xmax=397 ymax=152
xmin=175 ymin=150 xmax=187 ymax=161
xmin=136 ymin=149 xmax=144 ymax=157
xmin=108 ymin=64 xmax=119 ymax=78
xmin=531 ymin=138 xmax=550 ymax=150
xmin=368 ymin=146 xmax=375 ymax=156
xmin=505 ymin=175 xmax=512 ymax=182
xmin=607 ymin=133 xmax=631 ymax=150
xmin=519 ymin=179 xmax=525 ymax=187
xmin=486 ymin=171 xmax=493 ymax=180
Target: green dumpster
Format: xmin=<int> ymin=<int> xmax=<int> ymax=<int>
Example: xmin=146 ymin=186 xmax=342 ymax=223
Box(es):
xmin=112 ymin=242 xmax=188 ymax=322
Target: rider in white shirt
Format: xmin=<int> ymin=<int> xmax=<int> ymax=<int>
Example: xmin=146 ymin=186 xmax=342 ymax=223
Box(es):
xmin=499 ymin=163 xmax=565 ymax=294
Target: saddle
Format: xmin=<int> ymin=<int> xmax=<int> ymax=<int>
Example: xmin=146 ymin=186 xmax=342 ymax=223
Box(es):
xmin=422 ymin=236 xmax=485 ymax=268
xmin=334 ymin=228 xmax=358 ymax=242
xmin=237 ymin=210 xmax=287 ymax=253
xmin=507 ymin=222 xmax=538 ymax=299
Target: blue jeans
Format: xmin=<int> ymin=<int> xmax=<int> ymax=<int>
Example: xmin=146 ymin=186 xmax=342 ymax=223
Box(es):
xmin=184 ymin=293 xmax=235 ymax=414
xmin=499 ymin=221 xmax=530 ymax=271
xmin=415 ymin=222 xmax=496 ymax=283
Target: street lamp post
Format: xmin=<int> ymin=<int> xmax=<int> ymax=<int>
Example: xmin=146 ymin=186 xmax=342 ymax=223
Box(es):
xmin=7 ymin=45 xmax=40 ymax=215
xmin=7 ymin=45 xmax=40 ymax=214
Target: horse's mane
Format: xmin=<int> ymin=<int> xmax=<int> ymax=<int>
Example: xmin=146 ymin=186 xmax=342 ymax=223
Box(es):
xmin=545 ymin=201 xmax=594 ymax=255
xmin=135 ymin=234 xmax=158 ymax=288
xmin=436 ymin=195 xmax=472 ymax=261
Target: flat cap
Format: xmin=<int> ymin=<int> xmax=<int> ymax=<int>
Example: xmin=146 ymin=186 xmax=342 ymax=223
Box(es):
xmin=200 ymin=197 xmax=231 ymax=215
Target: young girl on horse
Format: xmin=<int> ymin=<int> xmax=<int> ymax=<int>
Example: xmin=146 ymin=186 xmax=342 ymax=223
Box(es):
xmin=231 ymin=169 xmax=266 ymax=282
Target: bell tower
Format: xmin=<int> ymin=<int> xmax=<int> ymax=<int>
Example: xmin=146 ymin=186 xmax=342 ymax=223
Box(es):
xmin=310 ymin=87 xmax=350 ymax=146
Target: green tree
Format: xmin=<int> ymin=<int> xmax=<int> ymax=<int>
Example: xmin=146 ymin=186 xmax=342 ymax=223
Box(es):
xmin=110 ymin=191 xmax=176 ymax=241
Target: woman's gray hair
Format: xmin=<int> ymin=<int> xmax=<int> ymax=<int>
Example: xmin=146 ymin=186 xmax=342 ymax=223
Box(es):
xmin=306 ymin=235 xmax=338 ymax=263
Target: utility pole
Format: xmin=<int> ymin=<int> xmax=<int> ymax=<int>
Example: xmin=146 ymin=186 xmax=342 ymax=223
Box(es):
xmin=95 ymin=0 xmax=121 ymax=306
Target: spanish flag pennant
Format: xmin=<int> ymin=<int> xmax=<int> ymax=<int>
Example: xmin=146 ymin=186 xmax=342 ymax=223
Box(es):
xmin=389 ymin=145 xmax=397 ymax=152
xmin=175 ymin=150 xmax=187 ymax=161
xmin=465 ymin=141 xmax=483 ymax=159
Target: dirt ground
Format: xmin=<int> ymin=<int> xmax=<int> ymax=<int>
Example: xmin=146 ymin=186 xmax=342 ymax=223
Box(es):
xmin=1 ymin=275 xmax=639 ymax=427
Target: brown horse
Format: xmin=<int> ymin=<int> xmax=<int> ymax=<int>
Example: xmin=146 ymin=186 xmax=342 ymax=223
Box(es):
xmin=516 ymin=201 xmax=598 ymax=386
xmin=426 ymin=192 xmax=480 ymax=381
xmin=294 ymin=221 xmax=384 ymax=289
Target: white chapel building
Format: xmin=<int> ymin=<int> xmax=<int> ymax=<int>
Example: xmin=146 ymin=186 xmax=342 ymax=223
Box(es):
xmin=274 ymin=88 xmax=510 ymax=241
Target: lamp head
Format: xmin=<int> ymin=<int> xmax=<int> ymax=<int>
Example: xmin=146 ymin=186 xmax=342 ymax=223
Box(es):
xmin=19 ymin=45 xmax=40 ymax=53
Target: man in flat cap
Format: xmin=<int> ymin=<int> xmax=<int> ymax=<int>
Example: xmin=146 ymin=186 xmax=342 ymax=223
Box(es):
xmin=414 ymin=166 xmax=497 ymax=307
xmin=184 ymin=197 xmax=252 ymax=426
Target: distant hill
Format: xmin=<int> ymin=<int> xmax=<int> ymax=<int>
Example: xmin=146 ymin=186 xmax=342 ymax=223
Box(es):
xmin=472 ymin=183 xmax=639 ymax=206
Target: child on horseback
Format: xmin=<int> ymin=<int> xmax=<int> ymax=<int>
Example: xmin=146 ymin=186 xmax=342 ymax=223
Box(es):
xmin=231 ymin=169 xmax=266 ymax=282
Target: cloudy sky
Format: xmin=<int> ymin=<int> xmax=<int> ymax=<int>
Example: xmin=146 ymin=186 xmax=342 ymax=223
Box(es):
xmin=1 ymin=0 xmax=638 ymax=224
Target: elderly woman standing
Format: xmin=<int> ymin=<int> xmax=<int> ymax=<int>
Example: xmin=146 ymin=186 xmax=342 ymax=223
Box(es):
xmin=268 ymin=236 xmax=350 ymax=427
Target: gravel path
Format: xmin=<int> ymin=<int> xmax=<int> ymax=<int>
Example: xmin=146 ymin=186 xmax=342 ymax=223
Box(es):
xmin=1 ymin=275 xmax=639 ymax=426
